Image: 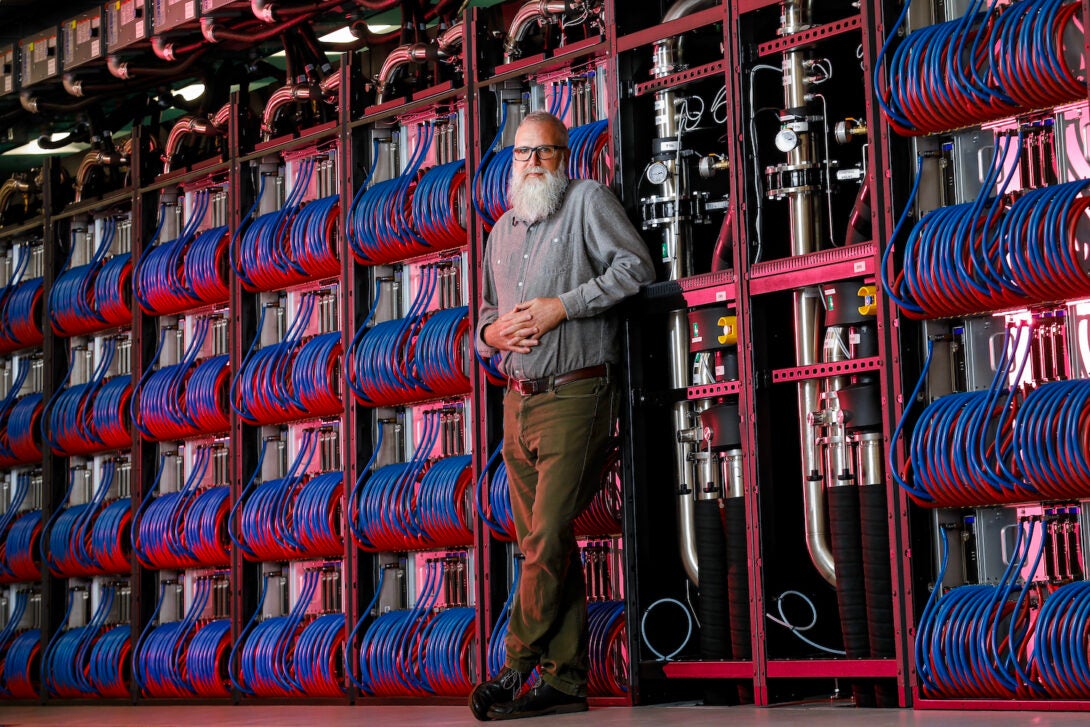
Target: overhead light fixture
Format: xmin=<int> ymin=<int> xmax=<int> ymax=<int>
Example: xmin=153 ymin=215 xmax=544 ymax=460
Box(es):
xmin=318 ymin=26 xmax=357 ymax=43
xmin=2 ymin=133 xmax=90 ymax=156
xmin=175 ymin=82 xmax=205 ymax=102
xmin=319 ymin=24 xmax=396 ymax=43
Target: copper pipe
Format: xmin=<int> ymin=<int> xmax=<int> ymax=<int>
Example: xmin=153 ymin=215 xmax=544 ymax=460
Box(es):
xmin=377 ymin=21 xmax=464 ymax=101
xmin=162 ymin=116 xmax=226 ymax=173
xmin=375 ymin=44 xmax=421 ymax=101
xmin=436 ymin=20 xmax=464 ymax=56
xmin=74 ymin=149 xmax=130 ymax=202
xmin=212 ymin=102 xmax=233 ymax=129
xmin=503 ymin=0 xmax=572 ymax=61
xmin=261 ymin=83 xmax=324 ymax=135
xmin=250 ymin=0 xmax=350 ymax=23
xmin=0 ymin=178 xmax=32 ymax=217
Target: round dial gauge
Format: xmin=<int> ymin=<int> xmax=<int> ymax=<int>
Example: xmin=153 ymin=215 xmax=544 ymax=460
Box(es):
xmin=646 ymin=161 xmax=670 ymax=185
xmin=775 ymin=128 xmax=799 ymax=153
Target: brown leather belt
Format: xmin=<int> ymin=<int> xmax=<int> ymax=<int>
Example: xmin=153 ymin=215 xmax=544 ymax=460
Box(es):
xmin=508 ymin=364 xmax=608 ymax=396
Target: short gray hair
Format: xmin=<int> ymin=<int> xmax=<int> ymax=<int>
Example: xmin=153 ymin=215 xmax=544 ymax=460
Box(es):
xmin=519 ymin=111 xmax=569 ymax=146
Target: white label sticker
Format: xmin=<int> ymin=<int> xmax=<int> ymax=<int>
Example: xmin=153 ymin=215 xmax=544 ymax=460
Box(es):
xmin=715 ymin=291 xmax=727 ymax=302
xmin=692 ymin=336 xmax=703 ymax=344
xmin=47 ymin=58 xmax=56 ymax=75
xmin=185 ymin=1 xmax=195 ymax=19
xmin=853 ymin=261 xmax=866 ymax=272
xmin=715 ymin=365 xmax=725 ymax=376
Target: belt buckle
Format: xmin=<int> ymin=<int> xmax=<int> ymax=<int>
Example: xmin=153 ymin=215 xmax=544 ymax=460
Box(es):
xmin=513 ymin=377 xmax=543 ymax=396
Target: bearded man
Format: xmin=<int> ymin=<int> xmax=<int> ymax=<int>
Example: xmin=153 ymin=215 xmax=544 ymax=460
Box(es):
xmin=471 ymin=112 xmax=655 ymax=721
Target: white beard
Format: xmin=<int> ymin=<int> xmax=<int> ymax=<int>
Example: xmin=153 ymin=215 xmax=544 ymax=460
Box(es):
xmin=508 ymin=165 xmax=569 ymax=224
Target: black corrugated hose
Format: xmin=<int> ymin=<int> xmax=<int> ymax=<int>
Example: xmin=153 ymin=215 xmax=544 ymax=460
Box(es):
xmin=828 ymin=485 xmax=872 ymax=707
xmin=724 ymin=494 xmax=752 ymax=702
xmin=859 ymin=483 xmax=898 ymax=707
xmin=695 ymin=498 xmax=734 ymax=705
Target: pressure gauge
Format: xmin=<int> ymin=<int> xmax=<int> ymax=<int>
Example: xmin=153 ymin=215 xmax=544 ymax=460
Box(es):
xmin=646 ymin=161 xmax=670 ymax=185
xmin=774 ymin=128 xmax=799 ymax=153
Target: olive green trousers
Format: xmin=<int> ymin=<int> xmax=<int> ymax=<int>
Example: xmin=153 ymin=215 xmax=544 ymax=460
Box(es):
xmin=502 ymin=374 xmax=615 ymax=697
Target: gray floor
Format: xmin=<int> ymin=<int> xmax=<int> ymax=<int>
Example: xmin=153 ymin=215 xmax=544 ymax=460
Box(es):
xmin=2 ymin=703 xmax=1089 ymax=726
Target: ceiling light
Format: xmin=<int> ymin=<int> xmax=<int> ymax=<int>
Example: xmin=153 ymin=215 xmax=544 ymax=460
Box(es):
xmin=319 ymin=26 xmax=356 ymax=43
xmin=2 ymin=133 xmax=90 ymax=156
xmin=175 ymin=82 xmax=205 ymax=102
xmin=319 ymin=24 xmax=396 ymax=43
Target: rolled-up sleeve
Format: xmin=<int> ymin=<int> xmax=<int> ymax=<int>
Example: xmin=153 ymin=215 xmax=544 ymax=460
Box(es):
xmin=558 ymin=185 xmax=656 ymax=320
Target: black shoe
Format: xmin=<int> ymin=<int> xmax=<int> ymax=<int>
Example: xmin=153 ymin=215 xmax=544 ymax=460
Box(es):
xmin=470 ymin=667 xmax=529 ymax=721
xmin=487 ymin=680 xmax=588 ymax=720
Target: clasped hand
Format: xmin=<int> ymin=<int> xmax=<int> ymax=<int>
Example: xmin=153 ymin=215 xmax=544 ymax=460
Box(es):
xmin=485 ymin=297 xmax=567 ymax=354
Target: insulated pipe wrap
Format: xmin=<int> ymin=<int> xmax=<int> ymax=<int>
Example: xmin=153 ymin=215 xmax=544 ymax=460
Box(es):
xmin=723 ymin=495 xmax=750 ymax=662
xmin=827 ymin=485 xmax=871 ymax=706
xmin=694 ymin=499 xmax=730 ymax=661
xmin=859 ymin=483 xmax=897 ymax=706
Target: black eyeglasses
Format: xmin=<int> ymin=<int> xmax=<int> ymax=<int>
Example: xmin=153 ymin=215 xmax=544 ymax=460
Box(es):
xmin=512 ymin=145 xmax=567 ymax=161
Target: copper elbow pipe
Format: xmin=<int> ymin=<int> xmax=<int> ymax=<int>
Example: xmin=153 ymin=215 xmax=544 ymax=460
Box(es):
xmin=75 ymin=150 xmax=129 ymax=202
xmin=503 ymin=0 xmax=571 ymax=61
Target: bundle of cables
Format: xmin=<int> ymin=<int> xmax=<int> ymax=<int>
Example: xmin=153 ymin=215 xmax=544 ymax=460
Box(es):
xmin=0 ymin=471 xmax=42 ymax=583
xmin=43 ymin=584 xmax=131 ymax=698
xmin=1031 ymin=579 xmax=1090 ymax=698
xmin=892 ymin=329 xmax=1026 ymax=507
xmin=232 ymin=294 xmax=344 ymax=426
xmin=875 ymin=0 xmax=1084 ymax=136
xmin=348 ymin=124 xmax=447 ymax=265
xmin=0 ymin=358 xmax=42 ymax=467
xmin=0 ymin=393 xmax=44 ymax=467
xmin=44 ymin=337 xmax=132 ymax=457
xmin=134 ymin=576 xmax=232 ymax=698
xmin=475 ymin=440 xmax=515 ymax=542
xmin=350 ymin=411 xmax=473 ymax=552
xmin=43 ymin=460 xmax=131 ymax=578
xmin=135 ymin=191 xmax=233 ymax=315
xmin=133 ymin=447 xmax=230 ymax=569
xmin=347 ymin=267 xmax=471 ymax=407
xmin=0 ymin=509 xmax=42 ymax=583
xmin=350 ymin=558 xmax=476 ymax=697
xmin=49 ymin=216 xmax=132 ymax=337
xmin=0 ymin=590 xmax=40 ymax=698
xmin=586 ymin=600 xmax=628 ymax=697
xmin=231 ymin=431 xmax=345 ymax=562
xmin=486 ymin=556 xmax=521 ymax=679
xmin=894 ymin=327 xmax=1090 ymax=506
xmin=883 ymin=140 xmax=1090 ymax=320
xmin=1012 ymin=378 xmax=1090 ymax=501
xmin=0 ymin=244 xmax=43 ymax=353
xmin=916 ymin=522 xmax=1045 ymax=699
xmin=234 ymin=160 xmax=341 ymax=292
xmin=133 ymin=317 xmax=230 ymax=441
xmin=233 ymin=568 xmax=345 ymax=698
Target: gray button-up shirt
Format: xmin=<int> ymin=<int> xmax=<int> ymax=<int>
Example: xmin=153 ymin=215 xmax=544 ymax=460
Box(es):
xmin=476 ymin=179 xmax=656 ymax=380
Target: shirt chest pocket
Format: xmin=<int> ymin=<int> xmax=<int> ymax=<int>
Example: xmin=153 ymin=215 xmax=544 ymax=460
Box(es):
xmin=535 ymin=234 xmax=575 ymax=276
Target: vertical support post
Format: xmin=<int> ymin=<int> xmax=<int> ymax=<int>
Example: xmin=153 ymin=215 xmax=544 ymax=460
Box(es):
xmin=725 ymin=3 xmax=770 ymax=706
xmin=227 ymin=89 xmax=256 ymax=703
xmin=129 ymin=125 xmax=160 ymax=704
xmin=39 ymin=156 xmax=65 ymax=705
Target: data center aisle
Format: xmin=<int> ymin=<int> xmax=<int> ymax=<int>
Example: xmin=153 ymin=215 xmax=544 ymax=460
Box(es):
xmin=2 ymin=704 xmax=1088 ymax=727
